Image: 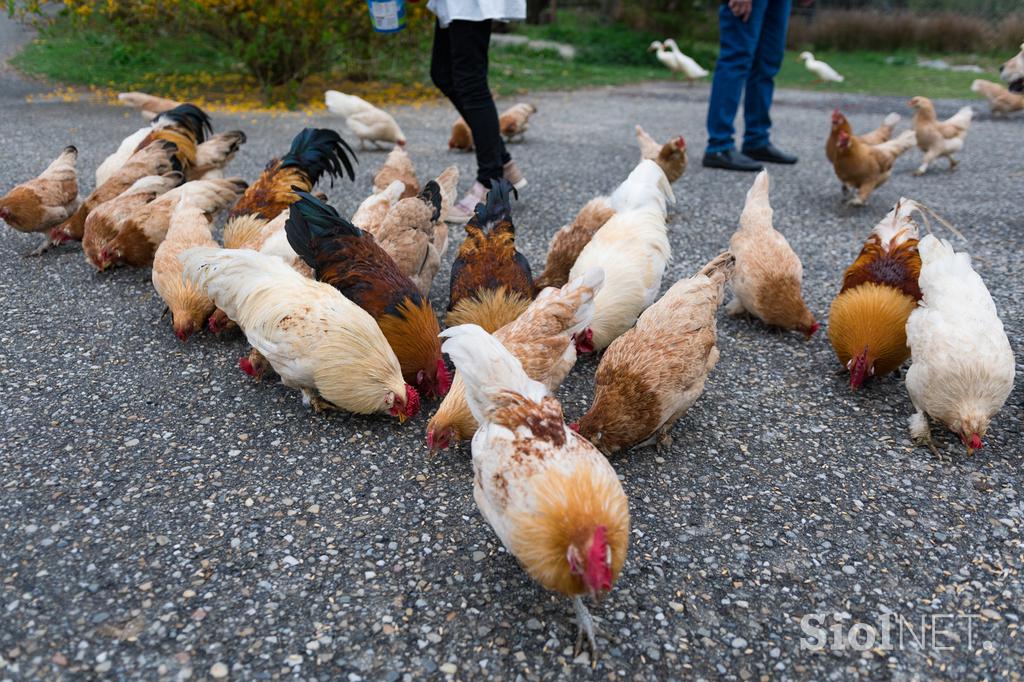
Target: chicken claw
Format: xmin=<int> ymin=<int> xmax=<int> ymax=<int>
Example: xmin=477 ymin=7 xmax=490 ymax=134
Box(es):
xmin=573 ymin=596 xmax=599 ymax=663
xmin=25 ymin=235 xmax=58 ymax=257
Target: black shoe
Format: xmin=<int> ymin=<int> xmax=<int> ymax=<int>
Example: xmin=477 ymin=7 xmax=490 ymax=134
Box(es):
xmin=742 ymin=143 xmax=798 ymax=164
xmin=702 ymin=149 xmax=764 ymax=172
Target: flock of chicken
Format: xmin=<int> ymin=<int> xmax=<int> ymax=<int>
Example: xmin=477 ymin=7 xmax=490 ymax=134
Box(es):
xmin=0 ymin=87 xmax=1016 ymax=657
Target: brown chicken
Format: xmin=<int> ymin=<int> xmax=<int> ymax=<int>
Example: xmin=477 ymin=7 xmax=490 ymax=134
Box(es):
xmin=83 ymin=172 xmax=182 ymax=269
xmin=446 ymin=179 xmax=534 ymax=332
xmin=47 ymin=140 xmax=180 ymax=250
xmin=131 ymin=104 xmax=222 ymax=181
xmin=825 ymin=110 xmax=900 ymax=164
xmin=727 ymin=170 xmax=817 ymax=336
xmin=373 ymin=146 xmax=419 ymax=199
xmin=227 ymin=128 xmax=355 ymax=223
xmin=448 ymin=117 xmax=473 ymax=151
xmin=285 ymin=192 xmax=451 ymax=399
xmin=0 ymin=146 xmax=80 ymax=254
xmin=152 ymin=199 xmax=219 ymax=341
xmin=575 ymin=252 xmax=734 ymax=455
xmin=427 ymin=267 xmax=603 ymax=454
xmin=210 ymin=128 xmax=357 ymax=335
xmin=635 ymin=125 xmax=688 ymax=184
xmin=908 ymin=97 xmax=972 ymax=176
xmin=828 ymin=199 xmax=922 ymax=389
xmin=500 ymin=103 xmax=537 ymax=142
xmin=971 ymin=79 xmax=1024 ymax=116
xmin=831 ymin=129 xmax=917 ymax=205
xmin=534 ymin=197 xmax=615 ymax=291
xmin=369 ymin=166 xmax=458 ymax=296
xmin=89 ymin=177 xmax=246 ymax=271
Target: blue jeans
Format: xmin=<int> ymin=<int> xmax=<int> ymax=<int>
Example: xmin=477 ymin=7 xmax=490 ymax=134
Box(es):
xmin=705 ymin=0 xmax=791 ymax=154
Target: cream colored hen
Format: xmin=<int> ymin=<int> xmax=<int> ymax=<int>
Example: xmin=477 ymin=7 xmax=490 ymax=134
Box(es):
xmin=727 ymin=171 xmax=817 ymax=337
xmin=181 ymin=247 xmax=420 ymax=419
xmin=325 ymin=90 xmax=406 ymax=149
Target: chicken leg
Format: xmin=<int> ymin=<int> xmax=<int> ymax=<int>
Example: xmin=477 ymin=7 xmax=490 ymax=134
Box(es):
xmin=573 ymin=596 xmax=599 ymax=661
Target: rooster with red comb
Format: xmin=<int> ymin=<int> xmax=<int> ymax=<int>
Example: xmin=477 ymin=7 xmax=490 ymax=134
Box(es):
xmin=440 ymin=323 xmax=630 ymax=658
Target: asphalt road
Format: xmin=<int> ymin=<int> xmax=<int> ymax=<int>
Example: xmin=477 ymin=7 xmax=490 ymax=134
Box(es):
xmin=2 ymin=30 xmax=1023 ymax=681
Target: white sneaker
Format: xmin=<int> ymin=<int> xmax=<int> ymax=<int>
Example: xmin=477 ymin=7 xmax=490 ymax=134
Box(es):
xmin=445 ymin=181 xmax=488 ymax=224
xmin=503 ymin=160 xmax=528 ymax=191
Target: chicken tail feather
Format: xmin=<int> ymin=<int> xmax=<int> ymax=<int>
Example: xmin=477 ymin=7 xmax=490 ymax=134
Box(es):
xmin=418 ymin=180 xmax=443 ymax=222
xmin=281 ymin=128 xmax=358 ymax=186
xmin=284 ymin=191 xmax=362 ymax=269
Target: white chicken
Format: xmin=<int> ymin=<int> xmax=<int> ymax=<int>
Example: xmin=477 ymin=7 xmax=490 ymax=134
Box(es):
xmin=905 ymin=235 xmax=1015 ymax=456
xmin=800 ymin=52 xmax=844 ymax=83
xmin=324 ymin=90 xmax=407 ymax=150
xmin=351 ymin=179 xmax=406 ymax=233
xmin=648 ymin=40 xmax=708 ymax=83
xmin=569 ymin=159 xmax=674 ymax=352
xmin=908 ymin=98 xmax=972 ymax=176
xmin=439 ymin=323 xmax=630 ymax=657
xmin=180 ymin=247 xmax=419 ymax=420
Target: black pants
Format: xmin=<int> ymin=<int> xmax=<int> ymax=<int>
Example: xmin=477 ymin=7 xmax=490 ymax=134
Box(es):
xmin=431 ymin=19 xmax=510 ymax=188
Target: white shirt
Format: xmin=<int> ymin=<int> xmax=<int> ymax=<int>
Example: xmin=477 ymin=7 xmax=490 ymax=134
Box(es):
xmin=427 ymin=0 xmax=526 ymax=28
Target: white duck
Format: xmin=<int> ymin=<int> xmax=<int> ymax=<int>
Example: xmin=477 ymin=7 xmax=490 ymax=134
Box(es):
xmin=648 ymin=40 xmax=708 ymax=84
xmin=800 ymin=52 xmax=844 ymax=83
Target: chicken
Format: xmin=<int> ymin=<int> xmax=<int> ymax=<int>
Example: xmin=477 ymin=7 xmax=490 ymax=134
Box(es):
xmin=567 ymin=159 xmax=673 ymax=352
xmin=831 ymin=129 xmax=917 ymax=206
xmin=448 ymin=117 xmax=473 ymax=151
xmin=635 ymin=125 xmax=687 ymax=184
xmin=825 ymin=110 xmax=900 ymax=164
xmin=324 ymin=90 xmax=406 ymax=149
xmin=0 ymin=146 xmax=80 ymax=253
xmin=152 ymin=199 xmax=219 ymax=341
xmin=575 ymin=252 xmax=733 ymax=455
xmin=439 ymin=323 xmax=630 ymax=656
xmin=499 ymin=103 xmax=537 ymax=142
xmin=95 ymin=104 xmax=237 ymax=186
xmin=285 ymin=192 xmax=450 ymax=399
xmin=534 ymin=197 xmax=615 ymax=291
xmin=89 ymin=177 xmax=246 ymax=271
xmin=47 ymin=140 xmax=180 ymax=250
xmin=351 ymin=180 xmax=406 ymax=234
xmin=970 ymin=79 xmax=1024 ymax=117
xmin=83 ymin=172 xmax=182 ymax=269
xmin=373 ymin=146 xmax=419 ymax=199
xmin=827 ymin=199 xmax=922 ymax=390
xmin=427 ymin=267 xmax=603 ymax=454
xmin=117 ymin=91 xmax=182 ymax=120
xmin=258 ymin=228 xmax=313 ymax=279
xmin=726 ymin=171 xmax=817 ymax=336
xmin=181 ymin=246 xmax=419 ymax=420
xmin=227 ymin=127 xmax=356 ymax=224
xmin=370 ymin=167 xmax=458 ymax=296
xmin=446 ymin=179 xmax=534 ymax=332
xmin=905 ymin=235 xmax=1015 ymax=456
xmin=799 ymin=52 xmax=844 ymax=82
xmin=908 ymin=98 xmax=972 ymax=176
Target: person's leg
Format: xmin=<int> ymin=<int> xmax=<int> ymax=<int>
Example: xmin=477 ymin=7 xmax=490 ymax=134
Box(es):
xmin=742 ymin=0 xmax=793 ymax=155
xmin=705 ymin=1 xmax=767 ymax=154
xmin=447 ymin=19 xmax=505 ymax=188
xmin=430 ymin=20 xmax=458 ymax=105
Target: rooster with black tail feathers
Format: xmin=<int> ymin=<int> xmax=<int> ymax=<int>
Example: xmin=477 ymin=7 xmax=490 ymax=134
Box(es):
xmin=285 ymin=192 xmax=450 ymax=400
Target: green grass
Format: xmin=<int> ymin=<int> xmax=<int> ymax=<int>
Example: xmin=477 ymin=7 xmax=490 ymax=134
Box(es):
xmin=11 ymin=19 xmax=237 ymax=91
xmin=774 ymin=50 xmax=1004 ymax=99
xmin=10 ymin=13 xmax=1006 ymax=107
